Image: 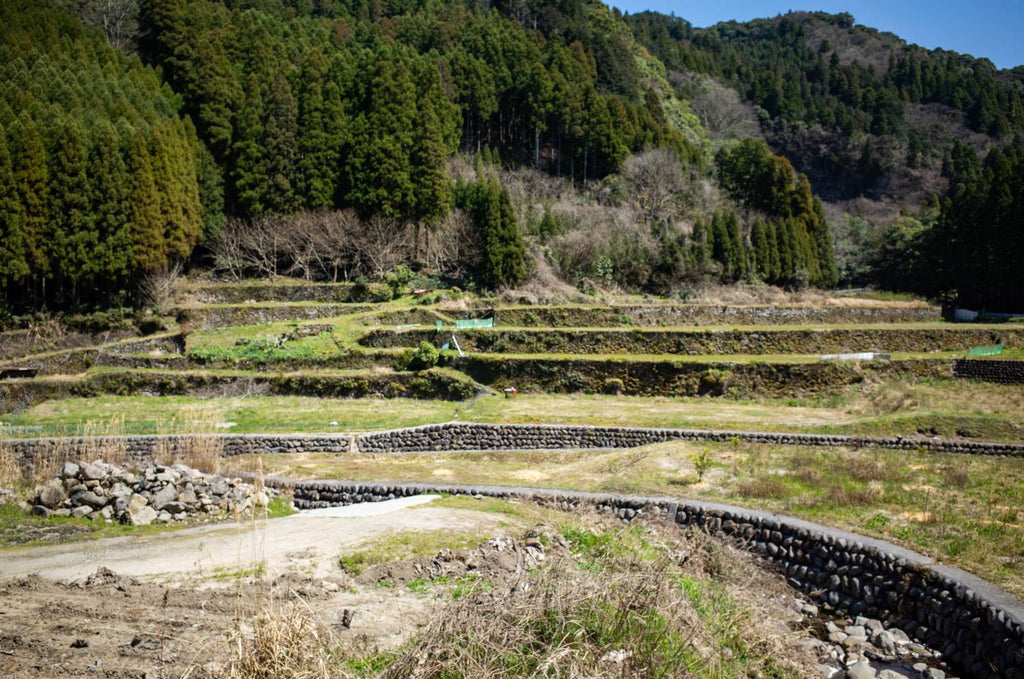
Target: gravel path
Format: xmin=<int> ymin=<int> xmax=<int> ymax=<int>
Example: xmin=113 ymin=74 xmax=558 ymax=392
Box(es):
xmin=1 ymin=495 xmax=507 ymax=582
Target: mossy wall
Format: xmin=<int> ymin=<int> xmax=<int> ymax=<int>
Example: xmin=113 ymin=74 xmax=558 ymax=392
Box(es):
xmin=463 ymin=304 xmax=940 ymax=327
xmin=366 ymin=327 xmax=1024 ymax=356
xmin=455 ymin=355 xmax=951 ymax=398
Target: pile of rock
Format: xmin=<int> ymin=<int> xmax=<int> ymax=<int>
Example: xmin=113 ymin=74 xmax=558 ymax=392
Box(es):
xmin=812 ymin=612 xmax=957 ymax=679
xmin=31 ymin=459 xmax=275 ymax=526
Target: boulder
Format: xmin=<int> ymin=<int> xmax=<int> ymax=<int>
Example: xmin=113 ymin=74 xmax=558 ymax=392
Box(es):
xmin=36 ymin=479 xmax=67 ymax=508
xmin=126 ymin=495 xmax=156 ymax=526
xmin=151 ymin=484 xmax=178 ymax=511
xmin=71 ymin=490 xmax=107 ymax=509
xmin=80 ymin=462 xmax=106 ymax=481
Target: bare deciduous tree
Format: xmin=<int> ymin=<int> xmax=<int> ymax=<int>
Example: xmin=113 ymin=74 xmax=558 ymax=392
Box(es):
xmin=622 ymin=149 xmax=686 ymax=227
xmin=75 ymin=0 xmax=139 ymax=52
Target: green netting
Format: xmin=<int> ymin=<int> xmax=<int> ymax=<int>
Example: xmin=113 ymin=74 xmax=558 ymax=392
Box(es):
xmin=455 ymin=318 xmax=494 ymax=329
xmin=966 ymin=343 xmax=1003 ymax=358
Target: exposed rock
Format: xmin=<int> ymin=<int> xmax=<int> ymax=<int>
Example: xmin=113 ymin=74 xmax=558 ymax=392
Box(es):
xmin=846 ymin=660 xmax=876 ymax=679
xmin=36 ymin=479 xmax=67 ymax=508
xmin=151 ymin=484 xmax=177 ymax=511
xmin=29 ymin=458 xmax=280 ymax=526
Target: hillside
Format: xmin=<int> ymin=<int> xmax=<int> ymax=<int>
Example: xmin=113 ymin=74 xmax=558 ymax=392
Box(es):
xmin=0 ymin=0 xmax=1021 ymax=314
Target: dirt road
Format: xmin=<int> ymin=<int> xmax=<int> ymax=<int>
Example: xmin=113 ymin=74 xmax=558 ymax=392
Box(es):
xmin=1 ymin=495 xmax=508 ymax=582
xmin=0 ymin=496 xmax=519 ymax=678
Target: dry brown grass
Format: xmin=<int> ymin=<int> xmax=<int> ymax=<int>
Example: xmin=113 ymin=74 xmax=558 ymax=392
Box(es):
xmin=826 ymin=485 xmax=876 ymax=506
xmin=154 ymin=404 xmax=224 ymax=473
xmin=735 ymin=475 xmax=789 ymax=500
xmin=940 ymin=463 xmax=970 ymax=489
xmin=0 ymin=427 xmax=20 ymax=487
xmin=197 ymin=603 xmax=338 ymax=679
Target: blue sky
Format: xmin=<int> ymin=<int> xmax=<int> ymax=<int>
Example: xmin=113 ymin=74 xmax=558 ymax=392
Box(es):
xmin=609 ymin=1 xmax=1024 ymax=69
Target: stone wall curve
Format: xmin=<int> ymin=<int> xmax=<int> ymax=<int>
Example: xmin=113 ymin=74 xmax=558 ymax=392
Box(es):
xmin=285 ymin=478 xmax=1024 ymax=679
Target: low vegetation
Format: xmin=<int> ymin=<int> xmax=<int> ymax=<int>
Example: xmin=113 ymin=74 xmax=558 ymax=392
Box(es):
xmin=6 ymin=377 xmax=1023 ymax=441
xmin=222 ymin=441 xmax=1024 ymax=599
xmin=201 ymin=517 xmax=816 ymax=678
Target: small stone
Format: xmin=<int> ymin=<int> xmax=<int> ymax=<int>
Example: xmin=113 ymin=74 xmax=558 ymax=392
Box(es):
xmin=875 ymin=630 xmax=896 ymax=655
xmin=846 ymin=660 xmax=877 ymax=679
xmin=52 ymin=508 xmax=71 ymax=517
xmin=890 ymin=629 xmax=911 ymax=644
xmin=156 ymin=510 xmax=172 ymax=523
xmin=71 ymin=506 xmax=93 ymax=518
xmin=62 ymin=461 xmax=81 ymax=478
xmin=845 ymin=625 xmax=867 ymax=639
xmin=923 ymin=670 xmax=945 ymax=679
xmin=878 ymin=671 xmax=910 ymax=679
xmin=70 ymin=638 xmax=89 ymax=649
xmin=802 ymin=603 xmax=820 ymax=617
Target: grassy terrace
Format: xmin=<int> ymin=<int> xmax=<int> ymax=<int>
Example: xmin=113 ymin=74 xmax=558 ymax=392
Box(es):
xmin=220 ymin=440 xmax=1024 ymax=599
xmin=4 ymin=379 xmax=1023 ymax=441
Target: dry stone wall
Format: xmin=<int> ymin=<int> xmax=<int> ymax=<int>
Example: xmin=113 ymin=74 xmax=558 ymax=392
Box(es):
xmin=7 ymin=434 xmax=352 ymax=467
xmin=954 ymin=360 xmax=1024 ymax=384
xmin=178 ymin=303 xmax=373 ymax=330
xmin=287 ymin=479 xmax=1024 ymax=679
xmin=472 ymin=304 xmax=942 ymax=327
xmin=192 ymin=282 xmax=355 ymax=304
xmin=456 ymin=355 xmax=950 ymax=399
xmin=8 ymin=423 xmax=1022 ymax=469
xmin=365 ymin=326 xmax=1024 ymax=356
xmin=357 ymin=423 xmax=1024 ymax=457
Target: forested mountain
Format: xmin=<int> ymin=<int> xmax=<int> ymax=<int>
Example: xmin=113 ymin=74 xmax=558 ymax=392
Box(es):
xmin=0 ymin=0 xmax=1021 ymax=314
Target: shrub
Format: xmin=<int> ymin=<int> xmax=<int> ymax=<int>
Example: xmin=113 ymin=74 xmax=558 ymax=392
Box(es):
xmin=691 ymin=450 xmax=713 ymax=481
xmin=406 ymin=341 xmax=439 ymax=370
xmin=603 ymin=377 xmax=625 ymax=395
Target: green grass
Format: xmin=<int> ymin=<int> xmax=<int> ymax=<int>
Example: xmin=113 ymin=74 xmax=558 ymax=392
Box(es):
xmin=8 ymin=377 xmax=1023 ymax=441
xmin=0 ymin=502 xmax=184 ymax=548
xmin=338 ymin=528 xmax=497 ymax=575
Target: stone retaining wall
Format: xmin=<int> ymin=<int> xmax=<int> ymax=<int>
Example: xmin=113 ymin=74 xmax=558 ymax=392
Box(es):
xmin=954 ymin=359 xmax=1024 ymax=384
xmin=365 ymin=326 xmax=1024 ymax=356
xmin=177 ymin=303 xmax=374 ymax=330
xmin=192 ymin=282 xmax=355 ymax=305
xmin=455 ymin=355 xmax=952 ymax=399
xmin=357 ymin=423 xmax=1024 ymax=457
xmin=470 ymin=304 xmax=942 ymax=327
xmin=6 ymin=434 xmax=351 ymax=466
xmin=287 ymin=479 xmax=1024 ymax=679
xmin=8 ymin=423 xmax=1022 ymax=466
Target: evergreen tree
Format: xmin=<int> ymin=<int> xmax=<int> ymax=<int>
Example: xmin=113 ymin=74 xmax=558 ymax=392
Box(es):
xmin=411 ymin=85 xmax=454 ymax=256
xmin=89 ymin=121 xmax=132 ymax=280
xmin=127 ymin=130 xmax=165 ymax=275
xmin=48 ymin=117 xmax=95 ymax=300
xmin=11 ymin=120 xmax=49 ymax=278
xmin=0 ymin=126 xmax=29 ymax=286
xmin=263 ymin=71 xmax=299 ymax=213
xmin=231 ymin=73 xmax=268 ymax=215
xmin=751 ymin=218 xmax=771 ymax=281
xmin=346 ymin=56 xmax=416 ymax=220
xmin=296 ymin=49 xmax=338 ymax=209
